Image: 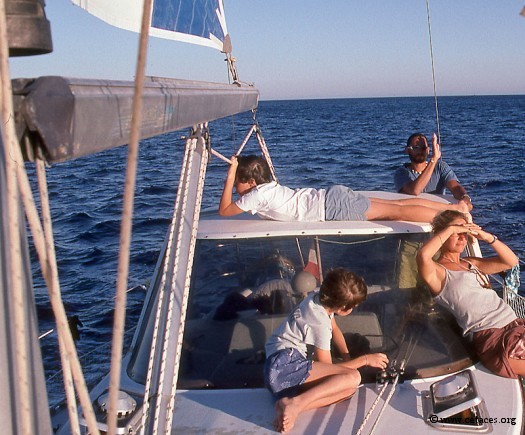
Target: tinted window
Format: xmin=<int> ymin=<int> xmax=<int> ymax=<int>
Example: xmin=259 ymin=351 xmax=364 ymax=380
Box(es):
xmin=178 ymin=234 xmax=476 ymax=389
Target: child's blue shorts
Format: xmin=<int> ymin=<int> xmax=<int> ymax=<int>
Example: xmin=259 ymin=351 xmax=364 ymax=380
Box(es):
xmin=325 ymin=185 xmax=370 ymax=221
xmin=264 ymin=348 xmax=312 ymax=397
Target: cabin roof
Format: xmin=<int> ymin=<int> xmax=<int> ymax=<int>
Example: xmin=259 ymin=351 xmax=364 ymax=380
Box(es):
xmin=197 ymin=213 xmax=432 ymax=239
xmin=197 ymin=191 xmax=449 ymax=240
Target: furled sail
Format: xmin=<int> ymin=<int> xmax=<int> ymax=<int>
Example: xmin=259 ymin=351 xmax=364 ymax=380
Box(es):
xmin=72 ymin=0 xmax=230 ymax=52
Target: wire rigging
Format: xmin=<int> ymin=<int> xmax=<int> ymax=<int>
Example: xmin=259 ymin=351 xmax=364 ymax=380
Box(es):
xmin=425 ymin=0 xmax=441 ymax=143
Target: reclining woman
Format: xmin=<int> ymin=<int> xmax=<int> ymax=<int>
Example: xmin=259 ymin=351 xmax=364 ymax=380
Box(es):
xmin=417 ymin=210 xmax=524 ymax=378
xmin=219 ymin=155 xmax=470 ymax=223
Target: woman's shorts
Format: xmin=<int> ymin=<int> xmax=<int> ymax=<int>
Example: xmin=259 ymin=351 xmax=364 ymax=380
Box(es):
xmin=473 ymin=318 xmax=525 ymax=378
xmin=264 ymin=348 xmax=312 ymax=397
xmin=325 ymin=185 xmax=371 ymax=221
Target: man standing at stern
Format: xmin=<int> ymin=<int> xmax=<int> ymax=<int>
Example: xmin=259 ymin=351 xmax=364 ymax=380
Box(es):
xmin=394 ymin=132 xmax=472 ymax=210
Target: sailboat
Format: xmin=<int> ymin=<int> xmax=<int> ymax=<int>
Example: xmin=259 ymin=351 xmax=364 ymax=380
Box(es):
xmin=1 ymin=1 xmax=524 ymax=434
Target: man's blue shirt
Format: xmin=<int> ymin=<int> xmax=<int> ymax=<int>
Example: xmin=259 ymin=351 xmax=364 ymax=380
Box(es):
xmin=394 ymin=160 xmax=458 ymax=194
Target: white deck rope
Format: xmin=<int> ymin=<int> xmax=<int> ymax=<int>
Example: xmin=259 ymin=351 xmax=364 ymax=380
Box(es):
xmin=36 ymin=161 xmax=82 ymax=435
xmin=210 ymin=147 xmax=232 ymax=164
xmin=255 ymin=126 xmax=279 ymax=183
xmin=140 ymin=127 xmax=200 ymax=434
xmin=153 ymin=133 xmax=197 ymax=434
xmin=57 ymin=335 xmax=80 ymax=434
xmin=107 ymin=0 xmax=153 ymax=433
xmin=354 ymin=381 xmax=390 ymax=435
xmin=209 ymin=119 xmax=279 ymax=187
xmin=367 ymin=374 xmax=400 ymax=435
xmin=166 ymin=127 xmax=209 ymax=431
xmin=0 ymin=2 xmax=31 ymax=431
xmin=140 ymin=173 xmax=180 ymax=432
xmin=1 ymin=62 xmax=98 ymax=435
xmin=357 ymin=316 xmax=421 ymax=434
xmin=371 ymin=326 xmax=420 ymax=433
xmin=2 ymin=15 xmax=99 ymax=433
xmin=209 ymin=123 xmax=257 ymax=164
xmin=235 ymin=124 xmax=257 ymax=156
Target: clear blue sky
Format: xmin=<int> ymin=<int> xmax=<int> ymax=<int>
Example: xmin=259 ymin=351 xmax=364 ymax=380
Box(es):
xmin=9 ymin=0 xmax=525 ymax=100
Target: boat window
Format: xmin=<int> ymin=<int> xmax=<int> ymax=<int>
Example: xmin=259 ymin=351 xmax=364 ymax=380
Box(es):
xmin=177 ymin=233 xmax=476 ymax=389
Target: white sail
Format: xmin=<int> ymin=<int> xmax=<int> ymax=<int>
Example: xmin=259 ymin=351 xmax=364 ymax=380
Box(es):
xmin=72 ymin=0 xmax=229 ymax=51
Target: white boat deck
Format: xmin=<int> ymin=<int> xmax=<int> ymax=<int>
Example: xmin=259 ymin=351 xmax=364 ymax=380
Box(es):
xmin=172 ymin=364 xmax=522 ymax=434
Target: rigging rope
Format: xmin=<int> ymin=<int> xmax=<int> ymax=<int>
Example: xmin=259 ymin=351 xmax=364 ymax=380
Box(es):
xmin=255 ymin=121 xmax=279 ymax=183
xmin=0 ymin=3 xmax=32 ymax=430
xmin=225 ymin=52 xmax=239 ymax=84
xmin=36 ymin=161 xmax=82 ymax=435
xmin=140 ymin=125 xmax=209 ymax=434
xmin=355 ymin=314 xmax=421 ymax=434
xmin=367 ymin=374 xmax=401 ymax=435
xmin=222 ymin=45 xmax=273 ymax=183
xmin=1 ymin=4 xmax=98 ymax=433
xmin=166 ymin=127 xmax=209 ymax=431
xmin=153 ymin=129 xmax=199 ymax=433
xmin=107 ymin=0 xmax=153 ymax=433
xmin=139 ymin=139 xmax=191 ymax=433
xmin=425 ymin=0 xmax=441 ymax=142
xmin=354 ymin=381 xmax=390 ymax=435
xmin=208 ymin=111 xmax=279 ymax=183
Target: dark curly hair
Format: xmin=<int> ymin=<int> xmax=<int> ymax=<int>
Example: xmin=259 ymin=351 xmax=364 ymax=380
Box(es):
xmin=319 ymin=268 xmax=367 ymax=310
xmin=236 ymin=155 xmax=273 ymax=185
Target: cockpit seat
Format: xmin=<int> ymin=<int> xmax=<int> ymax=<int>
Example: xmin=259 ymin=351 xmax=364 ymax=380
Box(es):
xmin=335 ymin=311 xmax=384 ymax=351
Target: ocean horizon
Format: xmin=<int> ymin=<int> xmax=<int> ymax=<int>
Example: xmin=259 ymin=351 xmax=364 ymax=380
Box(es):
xmin=260 ymin=93 xmax=525 ymax=102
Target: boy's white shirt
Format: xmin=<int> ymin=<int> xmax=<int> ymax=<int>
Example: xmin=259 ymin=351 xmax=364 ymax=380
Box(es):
xmin=235 ymin=181 xmax=326 ymax=222
xmin=265 ymin=291 xmax=333 ymax=359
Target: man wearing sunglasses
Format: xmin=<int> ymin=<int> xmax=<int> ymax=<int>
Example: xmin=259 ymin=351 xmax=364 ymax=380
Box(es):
xmin=394 ymin=132 xmax=472 ymax=211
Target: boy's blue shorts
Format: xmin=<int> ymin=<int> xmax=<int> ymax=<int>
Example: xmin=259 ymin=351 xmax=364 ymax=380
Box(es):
xmin=325 ymin=185 xmax=370 ymax=221
xmin=264 ymin=348 xmax=312 ymax=398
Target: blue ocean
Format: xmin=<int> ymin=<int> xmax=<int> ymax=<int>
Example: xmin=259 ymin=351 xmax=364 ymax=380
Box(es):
xmin=33 ymin=95 xmax=525 ymax=406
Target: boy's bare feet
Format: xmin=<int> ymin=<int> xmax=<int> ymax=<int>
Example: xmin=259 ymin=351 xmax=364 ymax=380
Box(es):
xmin=274 ymin=397 xmax=301 ymax=433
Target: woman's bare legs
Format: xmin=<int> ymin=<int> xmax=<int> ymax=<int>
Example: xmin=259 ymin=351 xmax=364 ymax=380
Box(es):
xmin=274 ymin=362 xmax=360 ymax=433
xmin=366 ymin=197 xmax=469 ymax=222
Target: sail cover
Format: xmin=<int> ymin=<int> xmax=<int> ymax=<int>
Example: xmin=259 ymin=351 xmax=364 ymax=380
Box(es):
xmin=72 ymin=0 xmax=229 ymax=51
